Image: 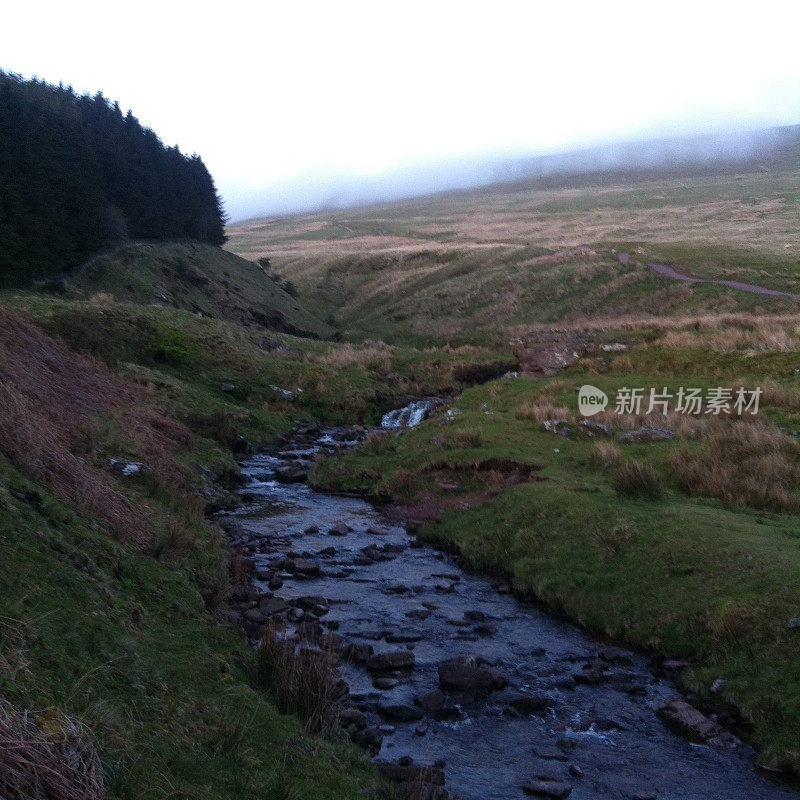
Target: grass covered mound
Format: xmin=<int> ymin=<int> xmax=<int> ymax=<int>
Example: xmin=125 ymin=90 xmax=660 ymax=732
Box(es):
xmin=310 ymin=338 xmax=800 ymax=773
xmin=71 ymin=243 xmax=333 ymax=340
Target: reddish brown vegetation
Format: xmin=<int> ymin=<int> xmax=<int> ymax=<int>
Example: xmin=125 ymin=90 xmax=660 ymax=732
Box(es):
xmin=257 ymin=623 xmax=345 ymax=734
xmin=0 ymin=702 xmax=105 ymax=800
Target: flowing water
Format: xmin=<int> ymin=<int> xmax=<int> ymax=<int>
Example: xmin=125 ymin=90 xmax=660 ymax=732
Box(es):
xmin=226 ymin=426 xmax=796 ymax=800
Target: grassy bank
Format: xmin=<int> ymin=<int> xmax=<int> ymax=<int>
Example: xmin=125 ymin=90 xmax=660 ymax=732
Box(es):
xmin=310 ymin=343 xmax=800 ymax=772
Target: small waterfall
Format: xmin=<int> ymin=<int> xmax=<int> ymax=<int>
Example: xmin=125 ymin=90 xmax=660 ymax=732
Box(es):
xmin=381 ymin=399 xmax=433 ymax=429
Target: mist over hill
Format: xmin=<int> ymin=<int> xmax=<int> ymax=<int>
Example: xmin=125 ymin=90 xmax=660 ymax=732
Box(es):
xmin=232 ymin=124 xmax=800 ymax=221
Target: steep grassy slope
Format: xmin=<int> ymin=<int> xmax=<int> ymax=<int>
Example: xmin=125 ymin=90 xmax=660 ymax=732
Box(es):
xmin=71 ymin=243 xmax=333 ymax=339
xmin=0 ymin=308 xmax=396 ymax=799
xmin=226 ymin=169 xmax=800 ymax=345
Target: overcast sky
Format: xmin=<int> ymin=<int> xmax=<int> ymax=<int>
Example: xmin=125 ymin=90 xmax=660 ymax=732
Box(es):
xmin=3 ymin=1 xmax=799 ymax=220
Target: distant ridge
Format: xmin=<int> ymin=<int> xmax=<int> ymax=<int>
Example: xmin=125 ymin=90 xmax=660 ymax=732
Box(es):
xmin=237 ymin=124 xmax=800 ymax=220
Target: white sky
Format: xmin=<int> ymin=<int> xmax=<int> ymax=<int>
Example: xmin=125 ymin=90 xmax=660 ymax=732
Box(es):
xmin=3 ymin=1 xmax=799 ymax=220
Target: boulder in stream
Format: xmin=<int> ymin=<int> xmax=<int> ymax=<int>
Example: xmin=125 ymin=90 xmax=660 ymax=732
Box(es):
xmin=367 ymin=650 xmax=416 ymax=671
xmin=438 ymin=656 xmax=507 ymax=692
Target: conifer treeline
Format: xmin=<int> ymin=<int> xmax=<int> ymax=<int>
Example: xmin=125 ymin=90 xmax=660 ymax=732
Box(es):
xmin=0 ymin=70 xmax=227 ymax=287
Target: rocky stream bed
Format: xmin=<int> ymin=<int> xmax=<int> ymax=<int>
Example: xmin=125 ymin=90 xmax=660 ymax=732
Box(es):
xmin=218 ymin=420 xmax=798 ymax=800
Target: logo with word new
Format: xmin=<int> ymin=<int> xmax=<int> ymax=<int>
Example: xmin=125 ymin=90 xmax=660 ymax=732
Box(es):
xmin=578 ymin=385 xmax=609 ymax=416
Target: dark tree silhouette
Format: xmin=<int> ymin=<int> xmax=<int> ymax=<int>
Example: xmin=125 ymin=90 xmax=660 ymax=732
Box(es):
xmin=0 ymin=70 xmax=227 ymax=287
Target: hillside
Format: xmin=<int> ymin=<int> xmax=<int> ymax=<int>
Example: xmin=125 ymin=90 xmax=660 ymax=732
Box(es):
xmin=227 ymin=163 xmax=800 ymax=345
xmin=71 ymin=242 xmax=334 ymax=339
xmin=225 ymin=157 xmax=800 ymax=777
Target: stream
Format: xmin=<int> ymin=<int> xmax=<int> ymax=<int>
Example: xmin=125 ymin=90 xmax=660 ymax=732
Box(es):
xmin=223 ymin=422 xmax=797 ymax=800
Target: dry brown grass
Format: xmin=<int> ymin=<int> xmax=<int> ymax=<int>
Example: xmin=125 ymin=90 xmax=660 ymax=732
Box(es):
xmin=515 ymin=401 xmax=572 ymax=423
xmin=0 ymin=311 xmax=149 ymax=546
xmin=317 ymin=341 xmax=393 ymax=372
xmin=671 ymin=421 xmax=800 ymax=512
xmin=591 ymin=441 xmax=621 ymax=469
xmin=0 ymin=702 xmax=105 ymax=800
xmin=257 ymin=624 xmax=345 ymax=734
xmin=611 ymin=460 xmax=664 ymax=500
xmin=230 ymin=550 xmax=252 ymax=585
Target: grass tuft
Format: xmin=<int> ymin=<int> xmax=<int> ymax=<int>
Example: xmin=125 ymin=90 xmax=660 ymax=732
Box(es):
xmin=611 ymin=460 xmax=663 ymax=500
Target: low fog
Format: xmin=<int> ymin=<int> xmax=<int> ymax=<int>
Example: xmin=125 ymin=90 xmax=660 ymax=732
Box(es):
xmin=227 ymin=125 xmax=799 ymax=222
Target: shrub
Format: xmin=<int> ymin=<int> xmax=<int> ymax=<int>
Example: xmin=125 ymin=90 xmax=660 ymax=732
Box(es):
xmin=155 ymin=323 xmax=198 ymax=366
xmin=515 ymin=401 xmax=571 ymax=423
xmin=0 ymin=701 xmax=105 ymax=800
xmin=591 ymin=441 xmax=621 ymax=469
xmin=359 ymin=431 xmax=396 ymax=455
xmin=611 ymin=460 xmax=663 ymax=500
xmin=257 ymin=625 xmax=345 ymax=734
xmin=671 ymin=421 xmax=800 ymax=512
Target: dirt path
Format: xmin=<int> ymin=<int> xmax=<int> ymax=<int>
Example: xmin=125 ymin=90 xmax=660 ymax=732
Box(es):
xmin=648 ymin=261 xmax=800 ymax=301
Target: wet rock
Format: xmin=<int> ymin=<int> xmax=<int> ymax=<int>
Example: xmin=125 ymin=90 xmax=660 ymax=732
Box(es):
xmin=318 ymin=546 xmax=336 ymax=557
xmin=522 ymin=779 xmax=572 ymax=798
xmin=288 ymin=558 xmax=322 ymax=577
xmin=293 ymin=595 xmax=327 ymax=610
xmin=509 ymin=694 xmax=550 ymax=715
xmin=464 ymin=610 xmax=486 ymax=622
xmin=342 ymin=642 xmax=374 ymax=664
xmin=435 ymin=582 xmax=457 ymax=593
xmin=329 ymin=522 xmax=350 ymax=536
xmin=230 ymin=584 xmax=261 ymax=603
xmin=268 ymin=575 xmax=283 ymax=591
xmin=632 ymin=792 xmax=657 ymax=800
xmin=657 ymin=699 xmax=741 ymax=748
xmin=415 ymin=690 xmax=460 ymax=720
xmin=367 ymin=524 xmax=390 ymax=535
xmin=274 ymin=463 xmax=308 ymax=483
xmin=617 ymin=426 xmax=674 ymax=443
xmin=575 ymin=663 xmax=606 ymax=685
xmin=568 ymin=764 xmax=583 ymax=778
xmin=304 ymin=525 xmax=320 ymax=534
xmin=296 ymin=619 xmax=324 ymax=641
xmin=598 ymin=646 xmax=633 ymax=666
xmin=373 ymin=676 xmax=400 ymax=690
xmin=384 ymin=583 xmax=411 ymax=595
xmin=367 ymin=650 xmax=416 ymax=672
xmin=351 ymin=726 xmax=383 ymax=751
xmin=376 ymin=760 xmax=445 ymax=787
xmin=534 ymin=746 xmax=568 ymax=762
xmin=438 ymin=656 xmax=507 ymax=692
xmin=474 ymin=623 xmax=498 ymax=637
xmin=385 ymin=631 xmax=423 ymax=643
xmin=243 ymin=607 xmax=269 ymax=624
xmin=578 ymin=419 xmax=612 ymax=437
xmin=607 ymin=672 xmax=648 ymax=695
xmin=406 ymin=608 xmax=432 ymax=621
xmin=542 ymin=419 xmax=571 ymax=437
xmin=339 ymin=708 xmax=367 ymax=729
xmin=318 ymin=633 xmax=346 ymax=653
xmin=361 ymin=544 xmax=390 ymax=562
xmin=108 ymin=458 xmax=145 ymax=477
xmin=379 ymin=696 xmax=425 ymax=721
xmin=259 ymin=596 xmax=289 ymax=616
